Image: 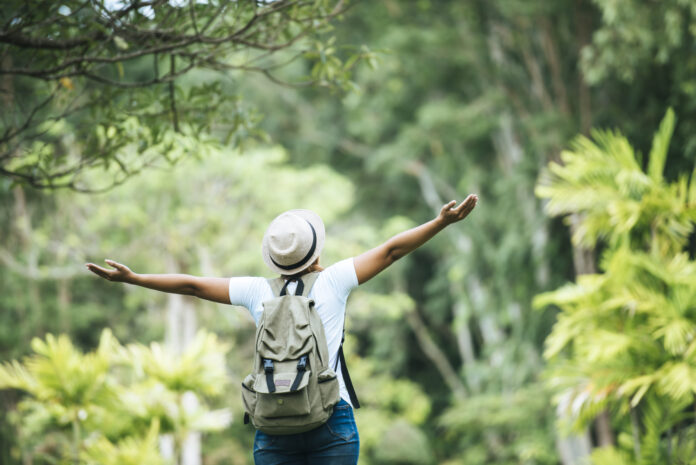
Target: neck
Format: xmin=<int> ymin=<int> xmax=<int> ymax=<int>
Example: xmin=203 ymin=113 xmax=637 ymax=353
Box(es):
xmin=281 ymin=263 xmax=324 ymax=280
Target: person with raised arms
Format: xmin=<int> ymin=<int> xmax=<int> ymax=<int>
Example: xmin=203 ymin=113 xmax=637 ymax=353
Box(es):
xmin=87 ymin=194 xmax=478 ymax=465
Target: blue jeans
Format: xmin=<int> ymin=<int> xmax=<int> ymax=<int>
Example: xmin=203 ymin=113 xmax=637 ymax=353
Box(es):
xmin=253 ymin=399 xmax=359 ymax=465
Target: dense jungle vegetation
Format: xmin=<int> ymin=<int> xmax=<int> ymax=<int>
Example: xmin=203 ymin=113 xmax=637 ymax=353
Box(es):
xmin=1 ymin=1 xmax=696 ymax=464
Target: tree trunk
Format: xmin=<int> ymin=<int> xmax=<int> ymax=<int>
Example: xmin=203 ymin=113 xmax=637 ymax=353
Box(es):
xmin=161 ymin=257 xmax=200 ymax=465
xmin=596 ymin=409 xmax=614 ymax=447
xmin=13 ymin=186 xmax=42 ymax=327
xmin=556 ymin=431 xmax=593 ymax=465
xmin=57 ymin=279 xmax=71 ymax=332
xmin=574 ymin=0 xmax=593 ymax=135
xmin=569 ymin=215 xmax=614 ymax=448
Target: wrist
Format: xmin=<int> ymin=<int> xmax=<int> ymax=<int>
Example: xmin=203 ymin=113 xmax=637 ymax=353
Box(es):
xmin=433 ymin=216 xmax=449 ymax=229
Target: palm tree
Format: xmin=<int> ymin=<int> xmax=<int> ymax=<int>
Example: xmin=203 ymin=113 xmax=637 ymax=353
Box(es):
xmin=535 ymin=109 xmax=696 ymax=465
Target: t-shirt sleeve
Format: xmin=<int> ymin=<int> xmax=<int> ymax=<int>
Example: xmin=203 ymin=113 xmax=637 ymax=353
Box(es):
xmin=322 ymin=257 xmax=359 ymax=302
xmin=228 ymin=277 xmax=268 ymax=323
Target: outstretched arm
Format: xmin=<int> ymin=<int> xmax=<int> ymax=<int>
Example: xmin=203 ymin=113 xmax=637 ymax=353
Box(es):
xmin=85 ymin=259 xmax=230 ymax=304
xmin=353 ymin=194 xmax=478 ymax=284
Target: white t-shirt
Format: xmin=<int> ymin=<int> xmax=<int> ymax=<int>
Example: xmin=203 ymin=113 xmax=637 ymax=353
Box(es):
xmin=228 ymin=258 xmax=359 ymax=405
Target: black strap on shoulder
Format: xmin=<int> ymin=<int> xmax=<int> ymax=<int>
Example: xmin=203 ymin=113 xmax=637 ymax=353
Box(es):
xmin=334 ymin=331 xmax=360 ymax=408
xmin=280 ymin=277 xmax=303 ymax=296
xmin=276 ymin=271 xmax=320 ymax=297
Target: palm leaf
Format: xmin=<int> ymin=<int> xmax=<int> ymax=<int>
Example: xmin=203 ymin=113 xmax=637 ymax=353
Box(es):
xmin=647 ymin=108 xmax=675 ymax=183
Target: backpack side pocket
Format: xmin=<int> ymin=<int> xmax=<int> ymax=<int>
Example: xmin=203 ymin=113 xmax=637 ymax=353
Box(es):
xmin=317 ymin=368 xmax=340 ymax=410
xmin=242 ymin=374 xmax=258 ymax=418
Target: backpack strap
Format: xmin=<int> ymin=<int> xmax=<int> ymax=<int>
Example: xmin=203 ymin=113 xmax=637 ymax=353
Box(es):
xmin=335 ymin=331 xmax=361 ymax=409
xmin=268 ymin=272 xmax=320 ymax=297
xmin=297 ymin=272 xmax=320 ymax=297
xmin=267 ymin=277 xmax=286 ymax=297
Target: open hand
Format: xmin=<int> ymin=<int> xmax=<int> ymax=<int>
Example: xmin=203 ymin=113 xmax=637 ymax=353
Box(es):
xmin=437 ymin=194 xmax=478 ymax=226
xmin=85 ymin=259 xmax=134 ymax=283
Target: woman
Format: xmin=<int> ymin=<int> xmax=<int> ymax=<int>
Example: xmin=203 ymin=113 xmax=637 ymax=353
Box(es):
xmin=86 ymin=194 xmax=478 ymax=465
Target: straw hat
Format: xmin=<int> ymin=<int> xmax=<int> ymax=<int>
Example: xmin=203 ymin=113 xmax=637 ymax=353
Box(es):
xmin=262 ymin=209 xmax=326 ymax=275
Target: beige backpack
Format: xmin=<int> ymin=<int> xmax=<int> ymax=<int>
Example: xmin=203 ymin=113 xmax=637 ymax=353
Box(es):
xmin=241 ymin=272 xmax=341 ymax=434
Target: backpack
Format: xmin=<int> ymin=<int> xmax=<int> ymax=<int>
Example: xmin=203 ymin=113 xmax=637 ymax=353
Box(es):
xmin=241 ymin=272 xmax=343 ymax=435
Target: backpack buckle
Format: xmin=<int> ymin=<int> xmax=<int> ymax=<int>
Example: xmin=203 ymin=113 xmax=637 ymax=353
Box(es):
xmin=263 ymin=359 xmax=274 ymax=374
xmin=297 ymin=355 xmax=308 ymax=372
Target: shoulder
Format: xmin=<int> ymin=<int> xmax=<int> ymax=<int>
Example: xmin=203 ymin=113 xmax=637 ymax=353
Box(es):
xmin=228 ymin=276 xmax=272 ymax=307
xmin=322 ymin=257 xmax=357 ymax=278
xmin=228 ymin=276 xmax=269 ymax=292
xmin=316 ymin=258 xmax=358 ymax=299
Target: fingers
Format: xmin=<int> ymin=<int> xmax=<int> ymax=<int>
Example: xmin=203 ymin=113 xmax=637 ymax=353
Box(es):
xmin=440 ymin=200 xmax=457 ymax=214
xmin=446 ymin=194 xmax=477 ymax=221
xmin=104 ymin=259 xmax=124 ymax=271
xmin=454 ymin=194 xmax=478 ymax=213
xmin=438 ymin=195 xmax=478 ymax=224
xmin=461 ymin=195 xmax=478 ymax=217
xmin=85 ymin=259 xmax=126 ymax=280
xmin=85 ymin=262 xmax=112 ymax=280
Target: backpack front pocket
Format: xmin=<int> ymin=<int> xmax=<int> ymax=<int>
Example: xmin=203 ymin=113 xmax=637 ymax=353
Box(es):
xmin=256 ymin=389 xmax=311 ymax=418
xmin=253 ymin=367 xmax=312 ymax=418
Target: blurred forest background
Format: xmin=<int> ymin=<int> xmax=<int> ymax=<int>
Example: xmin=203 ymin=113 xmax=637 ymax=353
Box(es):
xmin=2 ymin=0 xmax=696 ymax=464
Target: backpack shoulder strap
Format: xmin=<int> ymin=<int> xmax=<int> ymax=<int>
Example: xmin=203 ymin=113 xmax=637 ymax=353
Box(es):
xmin=336 ymin=335 xmax=361 ymax=408
xmin=298 ymin=272 xmax=320 ymax=297
xmin=266 ymin=271 xmax=321 ymax=297
xmin=267 ymin=277 xmax=286 ymax=297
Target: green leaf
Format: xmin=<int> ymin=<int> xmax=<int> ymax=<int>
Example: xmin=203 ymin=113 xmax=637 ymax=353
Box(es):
xmin=647 ymin=108 xmax=675 ymax=183
xmin=113 ymin=36 xmax=129 ymax=51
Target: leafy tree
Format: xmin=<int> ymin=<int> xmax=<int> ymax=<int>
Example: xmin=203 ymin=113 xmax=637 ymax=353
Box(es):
xmin=582 ymin=0 xmax=696 ymax=167
xmin=535 ymin=109 xmax=696 ymax=464
xmin=0 ymin=0 xmax=371 ymax=189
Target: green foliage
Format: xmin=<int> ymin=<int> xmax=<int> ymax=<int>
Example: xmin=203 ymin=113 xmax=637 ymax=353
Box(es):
xmin=373 ymin=420 xmax=434 ymax=464
xmin=439 ymin=384 xmax=558 ymax=465
xmin=7 ymin=0 xmax=696 ymax=464
xmin=339 ymin=333 xmax=433 ymax=465
xmin=590 ymin=447 xmax=632 ymax=465
xmin=0 ymin=329 xmax=229 ymax=464
xmin=81 ymin=421 xmax=164 ymax=465
xmin=0 ymin=0 xmax=368 ymax=189
xmin=537 ymin=109 xmax=696 ymax=256
xmin=536 ymin=109 xmax=696 ymax=464
xmin=582 ymin=0 xmax=696 ymax=84
xmin=127 ymin=332 xmax=229 ymax=397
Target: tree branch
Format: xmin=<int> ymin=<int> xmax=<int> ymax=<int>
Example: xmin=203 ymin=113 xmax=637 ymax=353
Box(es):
xmin=169 ymin=54 xmax=179 ymax=132
xmin=405 ymin=308 xmax=467 ymax=401
xmin=0 ymin=31 xmax=104 ymax=50
xmin=0 ymin=246 xmax=83 ymax=280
